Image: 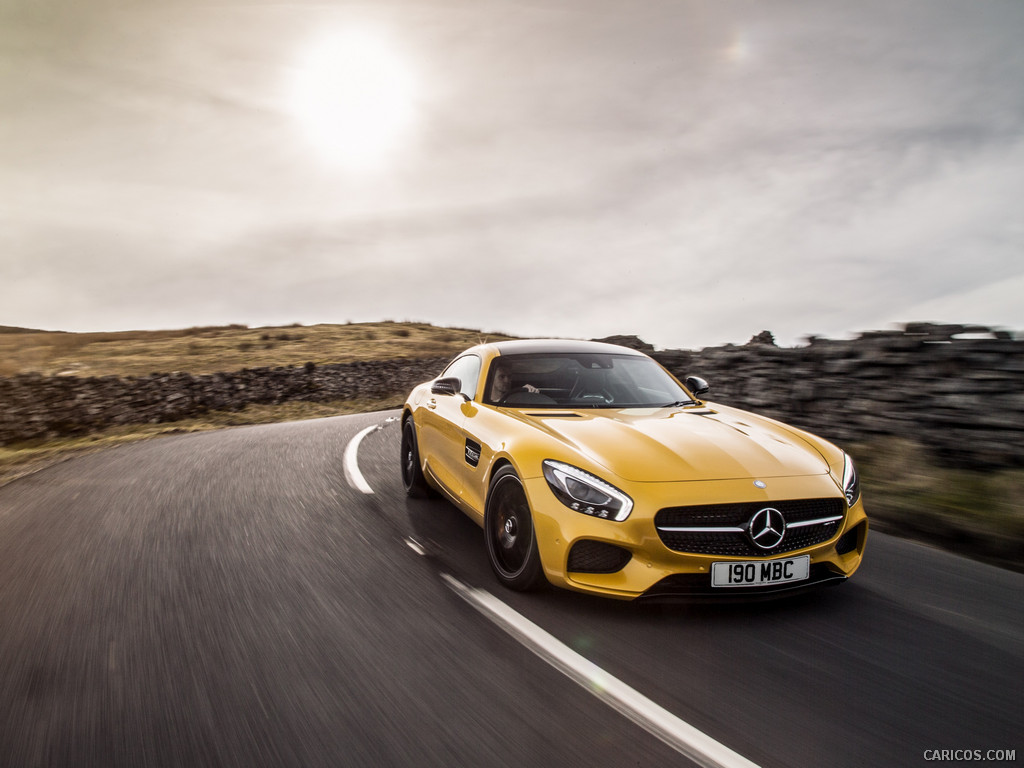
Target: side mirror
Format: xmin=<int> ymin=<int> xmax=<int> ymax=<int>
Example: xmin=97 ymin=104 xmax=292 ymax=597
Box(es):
xmin=431 ymin=377 xmax=461 ymax=396
xmin=685 ymin=376 xmax=710 ymax=397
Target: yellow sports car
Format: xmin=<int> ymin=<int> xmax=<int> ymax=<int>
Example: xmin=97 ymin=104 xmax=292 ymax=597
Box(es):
xmin=400 ymin=339 xmax=867 ymax=599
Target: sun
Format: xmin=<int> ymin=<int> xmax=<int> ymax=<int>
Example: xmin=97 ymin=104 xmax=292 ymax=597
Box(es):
xmin=287 ymin=28 xmax=417 ymax=170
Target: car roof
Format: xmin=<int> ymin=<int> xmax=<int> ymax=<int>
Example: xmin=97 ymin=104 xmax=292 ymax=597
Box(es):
xmin=485 ymin=339 xmax=649 ymax=357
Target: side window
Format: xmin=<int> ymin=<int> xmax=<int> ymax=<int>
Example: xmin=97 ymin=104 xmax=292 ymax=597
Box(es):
xmin=439 ymin=355 xmax=482 ymax=399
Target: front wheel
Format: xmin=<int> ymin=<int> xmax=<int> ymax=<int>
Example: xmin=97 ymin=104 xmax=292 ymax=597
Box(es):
xmin=400 ymin=418 xmax=430 ymax=498
xmin=484 ymin=466 xmax=546 ymax=591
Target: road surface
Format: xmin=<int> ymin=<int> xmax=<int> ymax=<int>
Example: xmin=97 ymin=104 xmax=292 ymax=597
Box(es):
xmin=0 ymin=411 xmax=1020 ymax=767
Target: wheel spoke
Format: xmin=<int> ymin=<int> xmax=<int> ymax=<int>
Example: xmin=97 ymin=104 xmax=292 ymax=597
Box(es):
xmin=492 ymin=484 xmax=530 ymax=573
xmin=484 ymin=468 xmax=545 ymax=590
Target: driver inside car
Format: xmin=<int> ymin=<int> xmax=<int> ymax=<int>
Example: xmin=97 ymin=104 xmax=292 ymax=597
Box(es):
xmin=490 ymin=365 xmax=539 ymax=403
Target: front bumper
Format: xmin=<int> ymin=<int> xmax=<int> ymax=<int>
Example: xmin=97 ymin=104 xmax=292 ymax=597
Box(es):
xmin=522 ymin=474 xmax=869 ymax=600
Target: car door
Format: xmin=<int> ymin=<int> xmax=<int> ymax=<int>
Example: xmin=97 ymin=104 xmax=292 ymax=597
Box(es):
xmin=455 ymin=403 xmax=510 ymax=521
xmin=416 ymin=355 xmax=482 ymax=498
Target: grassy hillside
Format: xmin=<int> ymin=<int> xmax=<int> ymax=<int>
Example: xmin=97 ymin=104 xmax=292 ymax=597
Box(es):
xmin=0 ymin=325 xmax=55 ymax=335
xmin=0 ymin=320 xmax=520 ymax=486
xmin=0 ymin=321 xmax=518 ymax=378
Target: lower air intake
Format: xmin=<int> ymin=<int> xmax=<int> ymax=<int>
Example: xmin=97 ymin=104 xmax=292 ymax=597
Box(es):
xmin=567 ymin=540 xmax=632 ymax=574
xmin=835 ymin=523 xmax=863 ymax=555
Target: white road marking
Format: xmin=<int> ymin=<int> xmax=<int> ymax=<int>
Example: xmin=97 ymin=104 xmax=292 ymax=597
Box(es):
xmin=405 ymin=537 xmax=426 ymax=556
xmin=350 ymin=413 xmax=758 ymax=766
xmin=343 ymin=424 xmax=379 ymax=494
xmin=442 ymin=574 xmax=762 ymax=768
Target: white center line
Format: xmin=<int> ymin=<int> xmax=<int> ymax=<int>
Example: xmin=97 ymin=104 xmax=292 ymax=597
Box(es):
xmin=343 ymin=424 xmax=379 ymax=494
xmin=442 ymin=574 xmax=762 ymax=768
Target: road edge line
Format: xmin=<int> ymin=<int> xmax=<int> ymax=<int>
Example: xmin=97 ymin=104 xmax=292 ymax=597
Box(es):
xmin=343 ymin=424 xmax=378 ymax=494
xmin=441 ymin=574 xmax=762 ymax=768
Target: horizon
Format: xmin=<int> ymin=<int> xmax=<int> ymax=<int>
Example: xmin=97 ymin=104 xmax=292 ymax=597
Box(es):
xmin=2 ymin=316 xmax=1018 ymax=352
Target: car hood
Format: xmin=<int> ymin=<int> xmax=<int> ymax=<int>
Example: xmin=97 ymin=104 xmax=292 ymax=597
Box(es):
xmin=521 ymin=405 xmax=830 ymax=482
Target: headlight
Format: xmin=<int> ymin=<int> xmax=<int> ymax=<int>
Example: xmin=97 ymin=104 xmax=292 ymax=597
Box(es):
xmin=542 ymin=460 xmax=633 ymax=521
xmin=842 ymin=453 xmax=861 ymax=507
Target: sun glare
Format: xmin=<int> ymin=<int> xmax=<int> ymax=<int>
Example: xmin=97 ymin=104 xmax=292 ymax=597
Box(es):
xmin=287 ymin=28 xmax=417 ymax=170
xmin=723 ymin=30 xmax=752 ymax=65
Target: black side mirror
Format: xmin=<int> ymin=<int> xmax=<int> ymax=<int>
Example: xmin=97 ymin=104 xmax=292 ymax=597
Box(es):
xmin=685 ymin=376 xmax=710 ymax=397
xmin=431 ymin=377 xmax=461 ymax=396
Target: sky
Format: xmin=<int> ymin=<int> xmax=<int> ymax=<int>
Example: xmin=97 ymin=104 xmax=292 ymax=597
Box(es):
xmin=2 ymin=0 xmax=1023 ymax=350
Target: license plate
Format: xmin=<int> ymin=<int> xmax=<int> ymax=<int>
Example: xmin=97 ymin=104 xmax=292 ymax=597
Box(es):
xmin=711 ymin=555 xmax=810 ymax=588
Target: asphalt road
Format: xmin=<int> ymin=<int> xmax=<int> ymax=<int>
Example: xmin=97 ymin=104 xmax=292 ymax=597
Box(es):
xmin=0 ymin=411 xmax=1020 ymax=767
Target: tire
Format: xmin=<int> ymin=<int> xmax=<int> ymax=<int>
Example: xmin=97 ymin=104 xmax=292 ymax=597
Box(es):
xmin=484 ymin=465 xmax=546 ymax=591
xmin=400 ymin=418 xmax=430 ymax=498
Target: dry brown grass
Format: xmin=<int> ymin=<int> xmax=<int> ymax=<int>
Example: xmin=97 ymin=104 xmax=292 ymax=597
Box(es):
xmin=0 ymin=322 xmax=518 ymax=378
xmin=853 ymin=437 xmax=1024 ymax=571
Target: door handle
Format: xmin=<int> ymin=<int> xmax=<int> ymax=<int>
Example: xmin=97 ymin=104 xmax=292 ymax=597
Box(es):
xmin=428 ymin=399 xmax=437 ymax=409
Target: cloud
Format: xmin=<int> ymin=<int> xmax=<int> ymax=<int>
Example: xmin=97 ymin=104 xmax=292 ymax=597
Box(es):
xmin=2 ymin=0 xmax=1023 ymax=345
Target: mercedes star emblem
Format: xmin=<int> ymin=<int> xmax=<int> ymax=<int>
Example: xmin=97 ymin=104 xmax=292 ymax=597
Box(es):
xmin=748 ymin=507 xmax=786 ymax=550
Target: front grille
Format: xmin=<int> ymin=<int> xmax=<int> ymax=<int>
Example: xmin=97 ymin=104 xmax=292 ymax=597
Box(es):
xmin=567 ymin=540 xmax=632 ymax=573
xmin=655 ymin=498 xmax=845 ymax=557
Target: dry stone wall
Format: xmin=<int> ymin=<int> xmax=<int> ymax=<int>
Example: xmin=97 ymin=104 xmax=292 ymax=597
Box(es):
xmin=0 ymin=357 xmax=449 ymax=446
xmin=644 ymin=323 xmax=1023 ymax=470
xmin=1 ymin=322 xmax=1021 ymax=470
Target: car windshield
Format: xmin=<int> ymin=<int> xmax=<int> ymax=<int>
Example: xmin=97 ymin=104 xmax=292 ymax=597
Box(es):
xmin=484 ymin=353 xmax=694 ymax=408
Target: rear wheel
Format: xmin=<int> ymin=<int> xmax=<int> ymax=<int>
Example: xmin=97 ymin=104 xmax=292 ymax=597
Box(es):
xmin=484 ymin=465 xmax=546 ymax=591
xmin=400 ymin=418 xmax=430 ymax=498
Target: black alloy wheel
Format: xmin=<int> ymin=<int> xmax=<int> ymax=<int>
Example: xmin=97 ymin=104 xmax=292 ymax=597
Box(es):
xmin=484 ymin=465 xmax=546 ymax=591
xmin=400 ymin=418 xmax=430 ymax=498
